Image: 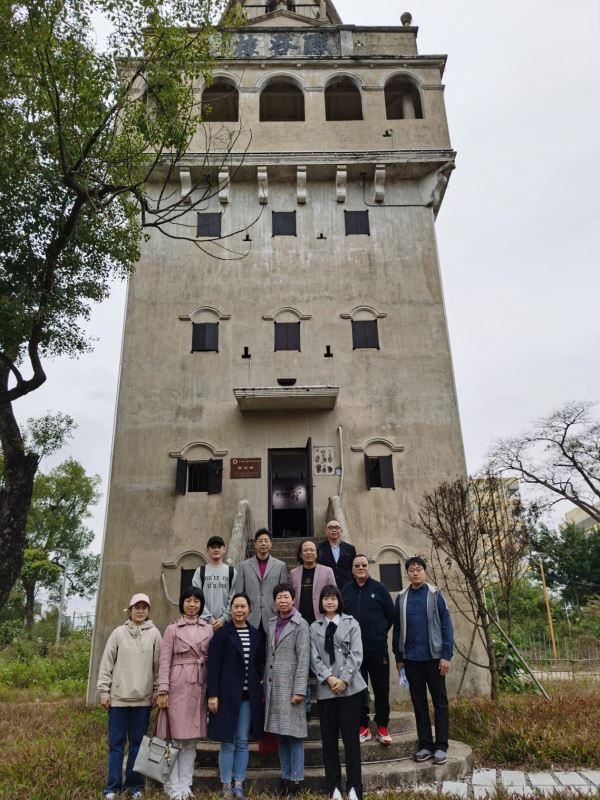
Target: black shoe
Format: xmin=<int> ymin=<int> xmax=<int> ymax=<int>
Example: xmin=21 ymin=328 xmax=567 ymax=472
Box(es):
xmin=277 ymin=779 xmax=290 ymax=797
xmin=288 ymin=781 xmax=302 ymax=796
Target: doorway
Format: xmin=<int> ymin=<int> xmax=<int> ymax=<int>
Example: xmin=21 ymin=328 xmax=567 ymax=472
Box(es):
xmin=268 ymin=438 xmax=313 ymax=538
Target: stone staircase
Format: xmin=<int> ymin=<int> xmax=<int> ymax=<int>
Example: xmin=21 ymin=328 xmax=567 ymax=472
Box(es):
xmin=194 ymin=711 xmax=472 ymax=792
xmin=269 ymin=536 xmax=308 ymax=572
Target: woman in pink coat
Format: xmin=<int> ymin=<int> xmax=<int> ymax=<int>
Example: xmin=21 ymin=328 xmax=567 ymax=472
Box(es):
xmin=157 ymin=587 xmax=214 ymax=799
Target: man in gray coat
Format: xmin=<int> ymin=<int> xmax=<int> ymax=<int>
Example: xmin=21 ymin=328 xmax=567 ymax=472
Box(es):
xmin=232 ymin=528 xmax=288 ymax=641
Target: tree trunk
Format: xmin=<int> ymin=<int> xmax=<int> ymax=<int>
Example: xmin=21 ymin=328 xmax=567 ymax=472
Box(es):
xmin=0 ymin=379 xmax=39 ymax=612
xmin=22 ymin=579 xmax=37 ymax=633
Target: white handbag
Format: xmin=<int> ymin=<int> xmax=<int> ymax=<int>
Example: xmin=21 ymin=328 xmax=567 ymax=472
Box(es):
xmin=133 ymin=710 xmax=180 ymax=784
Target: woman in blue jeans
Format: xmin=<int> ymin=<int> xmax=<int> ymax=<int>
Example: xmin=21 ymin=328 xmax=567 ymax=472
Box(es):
xmin=96 ymin=592 xmax=162 ymax=799
xmin=207 ymin=593 xmax=264 ymax=800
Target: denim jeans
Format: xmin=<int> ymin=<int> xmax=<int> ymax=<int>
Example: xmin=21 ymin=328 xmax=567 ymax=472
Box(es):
xmin=105 ymin=705 xmax=151 ymax=795
xmin=276 ymin=734 xmax=305 ymax=781
xmin=219 ymin=700 xmax=251 ymax=783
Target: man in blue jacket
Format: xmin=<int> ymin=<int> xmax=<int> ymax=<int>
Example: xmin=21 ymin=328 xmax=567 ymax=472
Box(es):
xmin=342 ymin=554 xmax=395 ymax=745
xmin=393 ymin=556 xmax=454 ymax=766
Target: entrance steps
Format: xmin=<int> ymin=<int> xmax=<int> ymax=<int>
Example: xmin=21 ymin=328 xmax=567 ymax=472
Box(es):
xmin=193 ymin=711 xmax=473 ymax=792
xmin=269 ymin=536 xmax=314 ymax=571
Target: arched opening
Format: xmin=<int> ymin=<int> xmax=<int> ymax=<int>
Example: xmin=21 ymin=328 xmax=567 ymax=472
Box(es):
xmin=201 ymin=80 xmax=239 ymax=122
xmin=324 ymin=78 xmax=363 ymax=121
xmin=384 ymin=77 xmax=423 ymax=120
xmin=260 ymin=79 xmax=305 ymax=122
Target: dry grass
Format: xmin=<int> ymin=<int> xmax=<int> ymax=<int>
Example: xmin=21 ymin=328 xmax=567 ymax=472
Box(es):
xmin=450 ymin=680 xmax=600 ymax=767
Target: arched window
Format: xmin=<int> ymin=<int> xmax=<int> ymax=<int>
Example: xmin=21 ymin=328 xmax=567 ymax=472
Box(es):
xmin=324 ymin=78 xmax=362 ymax=121
xmin=260 ymin=80 xmax=305 ymax=122
xmin=384 ymin=77 xmax=423 ymax=120
xmin=201 ymin=80 xmax=239 ymax=122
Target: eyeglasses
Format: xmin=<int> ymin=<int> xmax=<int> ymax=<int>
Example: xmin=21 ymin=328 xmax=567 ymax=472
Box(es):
xmin=327 ymin=526 xmax=341 ymax=530
xmin=354 ymin=563 xmax=368 ymax=569
xmin=407 ymin=567 xmax=425 ymax=574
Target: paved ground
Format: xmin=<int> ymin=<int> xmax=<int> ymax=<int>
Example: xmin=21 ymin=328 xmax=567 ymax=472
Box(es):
xmin=412 ymin=769 xmax=600 ymax=796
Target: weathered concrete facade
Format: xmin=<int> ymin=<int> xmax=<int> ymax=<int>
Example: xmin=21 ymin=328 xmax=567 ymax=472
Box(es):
xmin=89 ymin=3 xmax=489 ymax=701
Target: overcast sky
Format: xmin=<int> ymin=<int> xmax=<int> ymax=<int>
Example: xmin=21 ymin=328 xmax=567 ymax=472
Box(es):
xmin=14 ymin=0 xmax=600 ymax=610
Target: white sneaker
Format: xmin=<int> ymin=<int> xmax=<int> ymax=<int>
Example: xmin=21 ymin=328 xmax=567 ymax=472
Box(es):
xmin=348 ymin=789 xmax=361 ymax=800
xmin=331 ymin=789 xmax=342 ymax=800
xmin=358 ymin=726 xmax=372 ymax=743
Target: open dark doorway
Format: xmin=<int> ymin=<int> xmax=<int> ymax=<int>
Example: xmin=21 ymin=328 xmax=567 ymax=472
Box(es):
xmin=268 ymin=438 xmax=313 ymax=538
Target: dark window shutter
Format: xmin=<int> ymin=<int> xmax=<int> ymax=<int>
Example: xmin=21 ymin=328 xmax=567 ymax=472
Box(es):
xmin=344 ymin=210 xmax=370 ymax=235
xmin=208 ymin=459 xmax=223 ymax=494
xmin=379 ymin=563 xmax=402 ymax=592
xmin=180 ymin=568 xmax=196 ymax=593
xmin=192 ymin=322 xmax=219 ymax=352
xmin=176 ymin=458 xmax=188 ymax=494
xmin=364 ymin=454 xmax=377 ymax=490
xmin=272 ymin=211 xmax=297 ymax=236
xmin=352 ymin=319 xmax=379 ymax=349
xmin=197 ymin=212 xmax=222 ymax=238
xmin=379 ymin=455 xmax=395 ymax=489
xmin=274 ymin=321 xmax=300 ymax=351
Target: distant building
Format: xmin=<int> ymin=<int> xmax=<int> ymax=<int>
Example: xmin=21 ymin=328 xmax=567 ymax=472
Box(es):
xmin=88 ymin=2 xmax=489 ymax=701
xmin=563 ymin=505 xmax=600 ymax=531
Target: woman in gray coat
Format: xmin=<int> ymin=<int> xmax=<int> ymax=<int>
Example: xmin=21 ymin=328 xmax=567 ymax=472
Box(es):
xmin=310 ymin=585 xmax=367 ymax=800
xmin=264 ymin=582 xmax=310 ymax=796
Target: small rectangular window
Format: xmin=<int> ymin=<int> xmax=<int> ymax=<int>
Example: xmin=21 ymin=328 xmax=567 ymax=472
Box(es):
xmin=192 ymin=322 xmax=219 ymax=352
xmin=352 ymin=319 xmax=379 ymax=349
xmin=344 ymin=210 xmax=370 ymax=235
xmin=274 ymin=321 xmax=300 ymax=351
xmin=176 ymin=459 xmax=223 ymax=494
xmin=379 ymin=563 xmax=403 ymax=592
xmin=197 ymin=212 xmax=222 ymax=237
xmin=364 ymin=454 xmax=395 ymax=490
xmin=272 ymin=211 xmax=297 ymax=236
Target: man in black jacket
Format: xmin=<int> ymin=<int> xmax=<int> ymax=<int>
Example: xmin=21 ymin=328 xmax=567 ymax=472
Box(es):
xmin=316 ymin=519 xmax=356 ymax=589
xmin=342 ymin=555 xmax=395 ymax=745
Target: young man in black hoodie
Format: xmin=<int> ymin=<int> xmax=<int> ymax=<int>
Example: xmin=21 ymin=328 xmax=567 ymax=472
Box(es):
xmin=342 ymin=555 xmax=395 ymax=745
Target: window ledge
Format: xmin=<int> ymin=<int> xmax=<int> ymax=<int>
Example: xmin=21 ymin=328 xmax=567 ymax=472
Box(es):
xmin=234 ymin=385 xmax=338 ymax=411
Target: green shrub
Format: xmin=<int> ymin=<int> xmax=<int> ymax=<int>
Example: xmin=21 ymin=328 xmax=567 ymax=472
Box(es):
xmin=0 ymin=631 xmax=90 ymax=694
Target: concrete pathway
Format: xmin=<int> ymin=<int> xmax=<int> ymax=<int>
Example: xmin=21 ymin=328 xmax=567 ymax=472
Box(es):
xmin=412 ymin=768 xmax=600 ymax=796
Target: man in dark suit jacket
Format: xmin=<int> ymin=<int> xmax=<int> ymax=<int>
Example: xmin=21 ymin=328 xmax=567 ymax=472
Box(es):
xmin=316 ymin=519 xmax=356 ymax=589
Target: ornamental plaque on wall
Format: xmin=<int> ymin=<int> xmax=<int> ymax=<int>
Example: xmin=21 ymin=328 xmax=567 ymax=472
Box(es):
xmin=230 ymin=458 xmax=261 ymax=479
xmin=313 ymin=446 xmax=337 ymax=477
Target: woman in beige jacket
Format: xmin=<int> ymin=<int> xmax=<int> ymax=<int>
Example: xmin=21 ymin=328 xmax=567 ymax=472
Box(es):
xmin=97 ymin=592 xmax=162 ymax=799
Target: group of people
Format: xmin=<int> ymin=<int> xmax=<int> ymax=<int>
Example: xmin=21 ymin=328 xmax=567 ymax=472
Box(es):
xmin=97 ymin=524 xmax=454 ymax=800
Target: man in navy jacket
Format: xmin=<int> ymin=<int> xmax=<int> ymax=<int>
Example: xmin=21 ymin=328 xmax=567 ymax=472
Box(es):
xmin=342 ymin=554 xmax=395 ymax=745
xmin=316 ymin=519 xmax=356 ymax=589
xmin=393 ymin=556 xmax=454 ymax=766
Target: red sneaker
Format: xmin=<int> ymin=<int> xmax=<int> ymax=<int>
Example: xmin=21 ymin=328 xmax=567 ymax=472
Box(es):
xmin=376 ymin=726 xmax=392 ymax=745
xmin=358 ymin=726 xmax=372 ymax=743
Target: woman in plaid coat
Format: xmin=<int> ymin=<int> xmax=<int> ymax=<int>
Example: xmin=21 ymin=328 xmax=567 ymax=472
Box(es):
xmin=263 ymin=583 xmax=310 ymax=796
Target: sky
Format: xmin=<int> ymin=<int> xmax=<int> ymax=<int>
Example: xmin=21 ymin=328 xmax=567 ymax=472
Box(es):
xmin=14 ymin=0 xmax=600 ymax=612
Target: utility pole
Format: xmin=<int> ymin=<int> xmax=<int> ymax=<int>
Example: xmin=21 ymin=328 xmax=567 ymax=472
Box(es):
xmin=539 ymin=557 xmax=558 ymax=659
xmin=55 ymin=553 xmax=70 ymax=646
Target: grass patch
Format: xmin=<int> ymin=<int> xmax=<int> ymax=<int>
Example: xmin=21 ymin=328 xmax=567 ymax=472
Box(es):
xmin=451 ymin=680 xmax=600 ymax=767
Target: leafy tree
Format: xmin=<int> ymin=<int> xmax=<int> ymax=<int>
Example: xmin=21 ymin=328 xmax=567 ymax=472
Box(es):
xmin=21 ymin=458 xmax=100 ymax=631
xmin=532 ymin=522 xmax=600 ymax=610
xmin=0 ymin=0 xmax=244 ymax=611
xmin=489 ymin=401 xmax=600 ymax=524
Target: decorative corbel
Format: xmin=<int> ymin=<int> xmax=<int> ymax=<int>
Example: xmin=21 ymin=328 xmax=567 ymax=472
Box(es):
xmin=374 ymin=164 xmax=386 ymax=204
xmin=297 ymin=166 xmax=307 ymax=205
xmin=336 ymin=165 xmax=347 ymax=203
xmin=421 ymin=162 xmax=455 ymax=218
xmin=218 ymin=167 xmax=230 ymax=204
xmin=179 ymin=168 xmax=192 ymax=204
xmin=257 ymin=166 xmax=268 ymax=205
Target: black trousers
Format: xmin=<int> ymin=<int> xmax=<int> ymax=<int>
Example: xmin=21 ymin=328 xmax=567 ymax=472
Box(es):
xmin=359 ymin=647 xmax=390 ymax=728
xmin=318 ymin=693 xmax=363 ymax=798
xmin=404 ymin=659 xmax=449 ymax=751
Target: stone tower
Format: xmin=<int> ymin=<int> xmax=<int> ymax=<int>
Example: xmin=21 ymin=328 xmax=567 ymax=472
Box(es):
xmin=89 ymin=2 xmax=488 ymax=700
